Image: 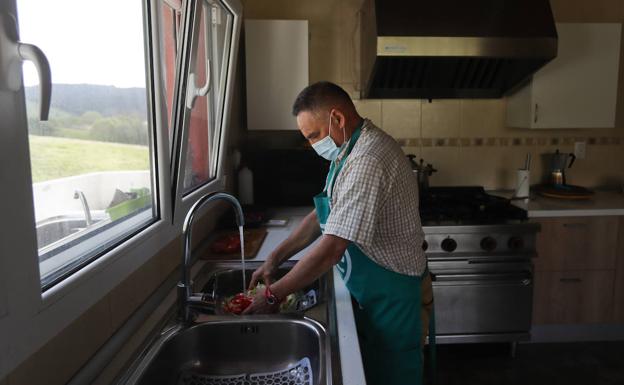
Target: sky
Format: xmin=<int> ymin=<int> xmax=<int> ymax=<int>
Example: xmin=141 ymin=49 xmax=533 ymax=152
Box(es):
xmin=17 ymin=0 xmax=147 ymax=88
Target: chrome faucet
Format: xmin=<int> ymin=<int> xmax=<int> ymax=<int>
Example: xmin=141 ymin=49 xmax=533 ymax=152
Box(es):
xmin=73 ymin=190 xmax=93 ymax=226
xmin=178 ymin=192 xmax=245 ymax=322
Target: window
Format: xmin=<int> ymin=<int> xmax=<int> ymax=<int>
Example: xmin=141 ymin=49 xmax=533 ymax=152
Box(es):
xmin=179 ymin=0 xmax=234 ymax=193
xmin=17 ymin=0 xmax=158 ymax=289
xmin=0 ymin=0 xmax=242 ymax=377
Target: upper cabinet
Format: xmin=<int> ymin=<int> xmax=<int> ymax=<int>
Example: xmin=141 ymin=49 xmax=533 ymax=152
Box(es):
xmin=507 ymin=23 xmax=622 ymax=129
xmin=245 ymin=20 xmax=309 ymax=131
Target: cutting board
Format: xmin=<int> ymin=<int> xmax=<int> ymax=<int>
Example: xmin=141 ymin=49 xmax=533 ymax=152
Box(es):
xmin=535 ymin=184 xmax=594 ymax=200
xmin=201 ymin=228 xmax=268 ymax=260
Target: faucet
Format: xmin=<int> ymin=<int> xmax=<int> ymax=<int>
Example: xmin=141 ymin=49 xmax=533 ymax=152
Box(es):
xmin=73 ymin=190 xmax=94 ymax=226
xmin=177 ymin=192 xmax=245 ymax=323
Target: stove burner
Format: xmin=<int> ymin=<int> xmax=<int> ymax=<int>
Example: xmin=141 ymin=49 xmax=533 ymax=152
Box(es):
xmin=419 ymin=186 xmax=527 ymax=224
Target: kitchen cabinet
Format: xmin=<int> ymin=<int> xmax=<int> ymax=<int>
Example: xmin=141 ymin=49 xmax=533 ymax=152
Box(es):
xmin=245 ymin=20 xmax=309 ymax=130
xmin=532 ymin=216 xmax=620 ymax=325
xmin=533 ymin=270 xmax=614 ymax=324
xmin=615 ymin=217 xmax=624 ymax=322
xmin=507 ymin=23 xmax=622 ymax=129
xmin=534 ymin=217 xmax=618 ymax=271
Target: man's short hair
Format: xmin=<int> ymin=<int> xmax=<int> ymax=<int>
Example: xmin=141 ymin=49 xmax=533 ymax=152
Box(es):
xmin=292 ymin=81 xmax=354 ymax=117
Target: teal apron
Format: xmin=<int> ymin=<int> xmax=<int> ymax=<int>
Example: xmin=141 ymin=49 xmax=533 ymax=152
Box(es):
xmin=313 ymin=125 xmax=436 ymax=385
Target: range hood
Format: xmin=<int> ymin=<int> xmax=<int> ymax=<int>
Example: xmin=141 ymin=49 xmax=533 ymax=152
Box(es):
xmin=360 ymin=0 xmax=558 ymax=99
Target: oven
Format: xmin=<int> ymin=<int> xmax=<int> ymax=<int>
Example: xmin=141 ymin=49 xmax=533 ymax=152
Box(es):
xmin=424 ymin=222 xmax=540 ymax=345
xmin=430 ymin=258 xmax=533 ymax=342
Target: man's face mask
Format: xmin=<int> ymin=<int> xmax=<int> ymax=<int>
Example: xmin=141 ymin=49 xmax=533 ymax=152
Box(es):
xmin=312 ymin=112 xmax=344 ymax=161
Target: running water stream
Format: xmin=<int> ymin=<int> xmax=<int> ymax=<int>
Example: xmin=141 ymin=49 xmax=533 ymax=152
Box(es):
xmin=239 ymin=225 xmax=246 ymax=292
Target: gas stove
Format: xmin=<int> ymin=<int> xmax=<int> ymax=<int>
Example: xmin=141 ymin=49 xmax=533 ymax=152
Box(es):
xmin=418 ymin=186 xmax=535 ymax=254
xmin=419 ymin=186 xmax=540 ymax=349
xmin=419 ymin=186 xmax=527 ymax=226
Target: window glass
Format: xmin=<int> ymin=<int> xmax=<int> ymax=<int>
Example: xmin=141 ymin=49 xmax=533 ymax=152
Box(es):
xmin=17 ymin=0 xmax=158 ymax=289
xmin=182 ymin=0 xmax=233 ymax=193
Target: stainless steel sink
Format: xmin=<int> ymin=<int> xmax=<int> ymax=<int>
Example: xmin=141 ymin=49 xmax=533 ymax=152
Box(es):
xmin=120 ymin=317 xmax=331 ymax=385
xmin=202 ymin=262 xmax=327 ymax=315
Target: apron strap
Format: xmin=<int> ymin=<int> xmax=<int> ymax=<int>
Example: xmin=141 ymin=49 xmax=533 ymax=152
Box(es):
xmin=324 ymin=120 xmax=365 ymax=197
xmin=428 ymin=305 xmax=437 ymax=385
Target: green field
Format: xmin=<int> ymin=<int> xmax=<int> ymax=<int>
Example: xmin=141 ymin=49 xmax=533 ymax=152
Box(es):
xmin=29 ymin=135 xmax=150 ymax=183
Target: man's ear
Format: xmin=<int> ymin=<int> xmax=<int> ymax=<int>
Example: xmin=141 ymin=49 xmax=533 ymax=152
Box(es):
xmin=333 ymin=109 xmax=347 ymax=129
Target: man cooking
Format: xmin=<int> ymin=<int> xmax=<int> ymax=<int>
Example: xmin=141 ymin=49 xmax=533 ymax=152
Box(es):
xmin=243 ymin=81 xmax=433 ymax=385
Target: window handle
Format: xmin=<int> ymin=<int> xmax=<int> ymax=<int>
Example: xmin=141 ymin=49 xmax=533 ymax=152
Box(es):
xmin=0 ymin=13 xmax=52 ymax=121
xmin=185 ymin=3 xmax=212 ymax=109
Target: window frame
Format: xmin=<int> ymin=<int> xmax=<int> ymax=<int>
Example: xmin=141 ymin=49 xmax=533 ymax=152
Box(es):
xmin=0 ymin=0 xmax=192 ymax=378
xmin=0 ymin=0 xmax=242 ymax=378
xmin=170 ymin=0 xmax=242 ymax=226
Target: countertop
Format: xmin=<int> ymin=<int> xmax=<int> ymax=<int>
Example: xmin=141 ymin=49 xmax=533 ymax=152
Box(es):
xmin=246 ymin=207 xmax=367 ymax=385
xmin=490 ymin=189 xmax=624 ymax=218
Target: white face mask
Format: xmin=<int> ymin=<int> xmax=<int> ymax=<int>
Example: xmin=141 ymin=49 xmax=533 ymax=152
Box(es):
xmin=312 ymin=113 xmax=345 ymax=161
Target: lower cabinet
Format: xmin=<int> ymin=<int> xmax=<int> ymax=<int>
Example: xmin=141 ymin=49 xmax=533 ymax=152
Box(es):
xmin=532 ymin=216 xmax=621 ymax=325
xmin=533 ymin=270 xmax=615 ymax=324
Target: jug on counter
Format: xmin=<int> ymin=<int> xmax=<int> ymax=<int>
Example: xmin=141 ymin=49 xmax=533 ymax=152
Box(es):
xmin=406 ymin=154 xmax=437 ymax=193
xmin=545 ymin=149 xmax=576 ymax=185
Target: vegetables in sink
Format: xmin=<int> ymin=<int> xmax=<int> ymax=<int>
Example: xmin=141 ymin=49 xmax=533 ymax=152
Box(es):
xmin=222 ymin=283 xmax=297 ymax=315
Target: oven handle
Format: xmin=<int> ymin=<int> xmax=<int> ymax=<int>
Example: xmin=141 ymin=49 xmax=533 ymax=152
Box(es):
xmin=430 ymin=272 xmax=532 ymax=286
xmin=467 ymin=258 xmax=532 ymax=264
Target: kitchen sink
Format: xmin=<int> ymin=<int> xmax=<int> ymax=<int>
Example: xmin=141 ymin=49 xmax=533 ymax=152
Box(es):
xmin=120 ymin=317 xmax=331 ymax=385
xmin=117 ymin=261 xmax=338 ymax=385
xmin=202 ymin=262 xmax=327 ymax=315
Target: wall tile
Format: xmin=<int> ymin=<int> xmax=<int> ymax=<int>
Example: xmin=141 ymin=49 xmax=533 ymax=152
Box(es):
xmin=353 ymin=99 xmax=382 ymax=126
xmin=456 ymin=146 xmax=538 ymax=190
xmin=460 ymin=99 xmax=506 ymax=137
xmin=381 ymin=100 xmax=421 ymax=139
xmin=568 ymin=145 xmax=624 ymax=188
xmin=421 ymin=100 xmax=461 ymax=138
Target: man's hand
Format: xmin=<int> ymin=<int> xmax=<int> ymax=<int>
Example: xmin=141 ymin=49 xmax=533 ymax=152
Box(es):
xmin=248 ymin=256 xmax=279 ymax=290
xmin=241 ymin=289 xmax=280 ymax=315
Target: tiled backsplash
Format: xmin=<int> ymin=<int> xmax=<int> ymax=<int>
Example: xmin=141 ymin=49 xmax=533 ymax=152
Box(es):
xmin=393 ymin=136 xmax=623 ymax=148
xmin=353 ymin=99 xmax=624 ymax=190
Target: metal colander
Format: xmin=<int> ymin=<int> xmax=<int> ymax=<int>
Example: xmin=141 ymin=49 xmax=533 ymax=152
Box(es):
xmin=177 ymin=358 xmax=313 ymax=385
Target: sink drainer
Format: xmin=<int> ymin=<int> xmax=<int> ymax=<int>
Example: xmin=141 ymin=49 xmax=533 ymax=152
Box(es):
xmin=177 ymin=358 xmax=313 ymax=385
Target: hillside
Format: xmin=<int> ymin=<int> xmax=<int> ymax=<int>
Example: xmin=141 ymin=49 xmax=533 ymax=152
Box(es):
xmin=25 ymin=84 xmax=147 ymax=117
xmin=29 ymin=135 xmax=150 ymax=183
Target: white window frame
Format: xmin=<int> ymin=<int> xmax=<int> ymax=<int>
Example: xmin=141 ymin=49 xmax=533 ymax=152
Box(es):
xmin=0 ymin=0 xmax=241 ymax=378
xmin=170 ymin=0 xmax=242 ymax=226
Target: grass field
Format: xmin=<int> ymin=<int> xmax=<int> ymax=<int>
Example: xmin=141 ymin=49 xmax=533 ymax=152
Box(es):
xmin=29 ymin=135 xmax=150 ymax=183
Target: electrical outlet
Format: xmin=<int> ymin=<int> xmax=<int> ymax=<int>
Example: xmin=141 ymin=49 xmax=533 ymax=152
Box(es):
xmin=574 ymin=141 xmax=586 ymax=159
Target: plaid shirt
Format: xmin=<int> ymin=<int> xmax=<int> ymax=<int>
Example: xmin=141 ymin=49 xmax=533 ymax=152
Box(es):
xmin=324 ymin=119 xmax=427 ymax=276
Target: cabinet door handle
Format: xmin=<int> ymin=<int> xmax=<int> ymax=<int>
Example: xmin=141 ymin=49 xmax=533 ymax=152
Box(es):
xmin=560 ymin=278 xmax=582 ymax=283
xmin=534 ymin=103 xmax=538 ymax=124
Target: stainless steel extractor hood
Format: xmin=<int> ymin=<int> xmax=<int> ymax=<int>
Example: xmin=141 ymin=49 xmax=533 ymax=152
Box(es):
xmin=360 ymin=0 xmax=558 ymax=99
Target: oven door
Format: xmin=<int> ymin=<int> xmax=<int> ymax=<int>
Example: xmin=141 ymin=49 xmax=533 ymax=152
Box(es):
xmin=432 ymin=270 xmax=533 ymax=337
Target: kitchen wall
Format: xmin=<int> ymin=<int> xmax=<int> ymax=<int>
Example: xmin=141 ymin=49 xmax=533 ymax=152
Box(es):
xmin=241 ymin=0 xmax=624 ymax=190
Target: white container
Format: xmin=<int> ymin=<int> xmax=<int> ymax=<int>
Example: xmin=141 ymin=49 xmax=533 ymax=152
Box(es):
xmin=238 ymin=166 xmax=254 ymax=205
xmin=514 ymin=169 xmax=530 ymax=199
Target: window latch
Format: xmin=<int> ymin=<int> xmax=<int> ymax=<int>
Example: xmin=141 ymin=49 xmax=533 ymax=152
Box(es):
xmin=185 ymin=3 xmax=212 ymax=109
xmin=0 ymin=12 xmax=52 ymax=121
